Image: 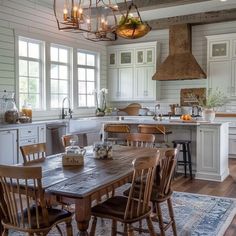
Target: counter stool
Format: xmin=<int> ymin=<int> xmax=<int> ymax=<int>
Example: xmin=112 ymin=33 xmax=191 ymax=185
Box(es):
xmin=138 ymin=124 xmax=172 ymax=147
xmin=172 ymin=140 xmax=193 ymax=179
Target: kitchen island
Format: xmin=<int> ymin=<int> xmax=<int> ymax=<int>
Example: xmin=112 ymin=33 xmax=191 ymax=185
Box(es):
xmin=100 ymin=118 xmax=229 ymax=182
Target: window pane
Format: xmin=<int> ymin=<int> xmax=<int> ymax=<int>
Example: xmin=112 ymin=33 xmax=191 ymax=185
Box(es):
xmin=51 ymin=47 xmax=58 ymax=61
xmin=78 ymin=68 xmax=86 ymax=81
xmin=28 ymin=43 xmax=39 ymax=59
xmin=78 ymin=95 xmax=86 ymax=106
xmin=87 ymin=69 xmax=95 ymax=81
xmin=19 ymin=77 xmax=28 ymax=93
xmin=59 ymin=80 xmax=68 ymax=93
xmin=51 ymin=64 xmax=58 ymax=79
xmin=59 ymin=65 xmax=68 ymax=80
xmin=78 ymin=52 xmax=86 ymax=65
xmin=51 ymin=94 xmax=59 ymax=108
xmin=19 ymin=40 xmax=27 ymax=57
xmin=87 ymin=54 xmax=95 ymax=66
xmin=29 ymin=78 xmax=39 ymax=93
xmin=87 ymin=82 xmax=95 ymax=94
xmin=19 ymin=60 xmax=28 ymax=76
xmin=87 ymin=95 xmax=95 ymax=107
xmin=78 ymin=82 xmax=86 ymax=94
xmin=59 ymin=48 xmax=68 ymax=63
xmin=29 ymin=61 xmax=39 ymax=77
xmin=28 ymin=94 xmax=40 ymax=109
xmin=51 ymin=79 xmax=58 ymax=93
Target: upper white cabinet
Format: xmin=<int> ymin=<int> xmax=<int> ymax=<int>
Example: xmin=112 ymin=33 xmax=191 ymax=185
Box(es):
xmin=135 ymin=48 xmax=155 ymax=65
xmin=207 ymin=33 xmax=236 ymax=98
xmin=108 ymin=42 xmax=160 ymax=101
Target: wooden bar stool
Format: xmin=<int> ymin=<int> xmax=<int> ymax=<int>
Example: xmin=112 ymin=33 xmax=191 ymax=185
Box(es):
xmin=138 ymin=124 xmax=172 ymax=147
xmin=172 ymin=140 xmax=193 ymax=179
xmin=104 ymin=124 xmax=130 ymax=144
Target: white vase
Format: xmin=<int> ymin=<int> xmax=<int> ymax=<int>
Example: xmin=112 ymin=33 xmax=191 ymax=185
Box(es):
xmin=202 ymin=109 xmax=216 ymax=122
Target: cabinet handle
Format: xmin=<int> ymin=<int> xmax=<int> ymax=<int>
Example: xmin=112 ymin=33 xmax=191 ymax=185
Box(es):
xmin=40 ymin=128 xmax=44 ymax=130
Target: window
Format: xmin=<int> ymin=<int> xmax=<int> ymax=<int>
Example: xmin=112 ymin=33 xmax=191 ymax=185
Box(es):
xmin=50 ymin=44 xmax=71 ymax=109
xmin=18 ymin=37 xmax=43 ymax=109
xmin=77 ymin=51 xmax=97 ymax=107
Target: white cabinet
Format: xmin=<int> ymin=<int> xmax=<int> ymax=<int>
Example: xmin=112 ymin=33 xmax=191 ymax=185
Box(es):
xmin=38 ymin=124 xmax=46 ymax=143
xmin=135 ymin=48 xmax=155 ymax=65
xmin=208 ymin=61 xmax=231 ymax=95
xmin=108 ymin=68 xmax=133 ymax=101
xmin=0 ymin=130 xmax=17 ymax=164
xmin=134 ymin=67 xmax=156 ymax=100
xmin=207 ymin=34 xmax=236 ymax=99
xmin=108 ymin=41 xmax=159 ymax=101
xmin=196 ymin=123 xmax=229 ymax=182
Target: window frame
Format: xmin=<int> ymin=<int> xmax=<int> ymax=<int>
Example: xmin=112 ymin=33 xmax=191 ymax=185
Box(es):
xmin=49 ymin=43 xmax=73 ymax=110
xmin=76 ymin=49 xmax=98 ymax=109
xmin=17 ymin=36 xmax=45 ymax=111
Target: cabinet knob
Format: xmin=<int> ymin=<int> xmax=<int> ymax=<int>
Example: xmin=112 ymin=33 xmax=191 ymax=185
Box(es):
xmin=28 ymin=131 xmax=31 ymax=133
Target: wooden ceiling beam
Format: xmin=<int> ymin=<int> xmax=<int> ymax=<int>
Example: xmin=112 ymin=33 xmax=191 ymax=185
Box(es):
xmin=148 ymin=8 xmax=236 ymax=30
xmin=117 ymin=0 xmax=211 ymax=12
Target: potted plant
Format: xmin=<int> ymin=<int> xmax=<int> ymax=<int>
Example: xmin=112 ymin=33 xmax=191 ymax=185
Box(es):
xmin=94 ymin=88 xmax=108 ymax=116
xmin=199 ymin=88 xmax=228 ymax=122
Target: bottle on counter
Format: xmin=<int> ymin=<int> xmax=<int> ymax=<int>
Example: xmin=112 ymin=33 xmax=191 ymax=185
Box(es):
xmin=21 ymin=100 xmax=32 ymax=122
xmin=4 ymin=93 xmax=19 ymax=124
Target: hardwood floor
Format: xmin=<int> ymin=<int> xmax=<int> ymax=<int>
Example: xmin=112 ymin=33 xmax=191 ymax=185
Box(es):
xmin=172 ymin=158 xmax=236 ymax=236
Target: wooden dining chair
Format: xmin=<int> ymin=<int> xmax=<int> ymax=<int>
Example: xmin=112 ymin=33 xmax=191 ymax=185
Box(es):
xmin=104 ymin=124 xmax=130 ymax=144
xmin=138 ymin=124 xmax=172 ymax=147
xmin=20 ymin=143 xmax=46 ymax=165
xmin=61 ymin=133 xmax=88 ymax=148
xmin=126 ymin=133 xmax=155 ymax=148
xmin=0 ymin=165 xmax=73 ymax=236
xmin=150 ymin=147 xmax=180 ymax=236
xmin=90 ymin=152 xmax=160 ymax=236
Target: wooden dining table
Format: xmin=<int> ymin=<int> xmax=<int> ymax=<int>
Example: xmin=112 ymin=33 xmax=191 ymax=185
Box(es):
xmin=11 ymin=145 xmax=162 ymax=235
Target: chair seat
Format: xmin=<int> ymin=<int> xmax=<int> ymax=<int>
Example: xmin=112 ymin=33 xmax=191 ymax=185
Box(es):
xmin=91 ymin=196 xmax=151 ymax=223
xmin=18 ymin=206 xmax=72 ymax=229
xmin=172 ymin=140 xmax=191 ymax=144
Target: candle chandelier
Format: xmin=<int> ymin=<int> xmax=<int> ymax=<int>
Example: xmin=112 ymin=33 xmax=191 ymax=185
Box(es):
xmin=54 ymin=0 xmax=118 ymax=41
xmin=53 ymin=0 xmax=151 ymax=42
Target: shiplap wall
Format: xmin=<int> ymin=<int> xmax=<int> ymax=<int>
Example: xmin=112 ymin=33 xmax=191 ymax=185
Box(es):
xmin=111 ymin=20 xmax=236 ymax=113
xmin=0 ymin=0 xmax=107 ymax=121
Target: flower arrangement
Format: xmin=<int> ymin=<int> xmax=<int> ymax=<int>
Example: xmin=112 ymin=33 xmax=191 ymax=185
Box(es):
xmin=94 ymin=88 xmax=108 ymax=115
xmin=199 ymin=88 xmax=228 ymax=111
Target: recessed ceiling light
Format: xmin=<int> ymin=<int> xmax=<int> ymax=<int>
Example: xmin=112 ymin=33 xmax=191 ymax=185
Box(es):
xmin=220 ymin=0 xmax=227 ymax=2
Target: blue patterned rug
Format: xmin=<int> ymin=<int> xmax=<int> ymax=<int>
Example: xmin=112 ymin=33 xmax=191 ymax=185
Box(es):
xmin=10 ymin=191 xmax=236 ymax=235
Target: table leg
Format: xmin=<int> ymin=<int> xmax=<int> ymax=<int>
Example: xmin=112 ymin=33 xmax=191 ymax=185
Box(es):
xmin=75 ymin=197 xmax=91 ymax=236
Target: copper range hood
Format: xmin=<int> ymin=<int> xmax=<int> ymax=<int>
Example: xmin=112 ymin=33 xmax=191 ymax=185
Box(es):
xmin=152 ymin=24 xmax=206 ymax=81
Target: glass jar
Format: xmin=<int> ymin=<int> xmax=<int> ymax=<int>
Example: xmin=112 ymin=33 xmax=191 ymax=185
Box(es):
xmin=21 ymin=101 xmax=32 ymax=122
xmin=4 ymin=94 xmax=19 ymax=124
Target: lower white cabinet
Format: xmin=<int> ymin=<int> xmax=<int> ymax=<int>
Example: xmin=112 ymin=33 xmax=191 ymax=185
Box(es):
xmin=196 ymin=123 xmax=229 ymax=181
xmin=0 ymin=130 xmax=17 ymax=164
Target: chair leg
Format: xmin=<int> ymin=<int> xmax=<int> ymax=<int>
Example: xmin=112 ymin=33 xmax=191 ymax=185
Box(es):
xmin=187 ymin=143 xmax=193 ymax=179
xmin=123 ymin=224 xmax=128 ymax=236
xmin=2 ymin=229 xmax=8 ymax=236
xmin=127 ymin=224 xmax=134 ymax=236
xmin=155 ymin=202 xmax=166 ymax=236
xmin=90 ymin=217 xmax=97 ymax=236
xmin=146 ymin=216 xmax=157 ymax=236
xmin=112 ymin=220 xmax=117 ymax=236
xmin=66 ymin=220 xmax=73 ymax=236
xmin=167 ymin=198 xmax=177 ymax=236
xmin=182 ymin=144 xmax=187 ymax=178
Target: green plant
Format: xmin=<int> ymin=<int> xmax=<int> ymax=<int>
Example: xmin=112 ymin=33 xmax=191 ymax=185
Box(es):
xmin=199 ymin=88 xmax=228 ymax=110
xmin=118 ymin=15 xmax=142 ymax=27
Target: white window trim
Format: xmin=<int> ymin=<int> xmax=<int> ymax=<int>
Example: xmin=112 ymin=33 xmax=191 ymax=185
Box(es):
xmin=16 ymin=36 xmax=45 ymax=111
xmin=77 ymin=49 xmax=99 ymax=109
xmin=49 ymin=43 xmax=73 ymax=110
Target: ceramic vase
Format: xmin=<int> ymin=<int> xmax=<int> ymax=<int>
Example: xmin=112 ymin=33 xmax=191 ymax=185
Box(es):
xmin=202 ymin=108 xmax=216 ymax=122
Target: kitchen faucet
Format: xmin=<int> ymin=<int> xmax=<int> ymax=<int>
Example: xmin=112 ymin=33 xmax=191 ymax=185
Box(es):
xmin=62 ymin=97 xmax=72 ymax=119
xmin=153 ymin=104 xmax=162 ymax=121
